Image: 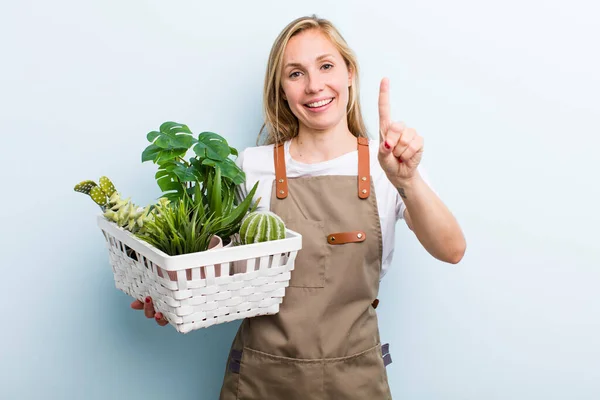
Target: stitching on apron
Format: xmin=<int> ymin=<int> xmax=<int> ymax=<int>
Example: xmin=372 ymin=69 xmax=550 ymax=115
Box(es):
xmin=242 ymin=343 xmax=383 ymax=364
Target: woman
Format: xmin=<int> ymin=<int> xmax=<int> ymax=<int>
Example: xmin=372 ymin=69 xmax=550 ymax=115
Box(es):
xmin=135 ymin=15 xmax=465 ymax=399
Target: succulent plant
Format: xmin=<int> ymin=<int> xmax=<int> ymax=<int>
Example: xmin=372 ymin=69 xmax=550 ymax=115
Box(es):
xmin=103 ymin=192 xmax=152 ymax=234
xmin=74 ymin=176 xmax=153 ymax=234
xmin=239 ymin=211 xmax=286 ymax=245
xmin=74 ymin=180 xmax=107 ymax=208
xmin=74 ymin=176 xmax=120 ymax=210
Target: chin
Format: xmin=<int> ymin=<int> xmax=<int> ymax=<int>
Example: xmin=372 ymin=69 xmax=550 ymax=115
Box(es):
xmin=298 ymin=113 xmax=346 ymax=132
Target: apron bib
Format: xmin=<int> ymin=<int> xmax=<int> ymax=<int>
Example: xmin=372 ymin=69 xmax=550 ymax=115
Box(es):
xmin=220 ymin=138 xmax=392 ymax=399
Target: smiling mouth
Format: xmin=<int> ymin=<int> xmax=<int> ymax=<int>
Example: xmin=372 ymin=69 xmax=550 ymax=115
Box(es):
xmin=305 ymin=98 xmax=334 ymax=108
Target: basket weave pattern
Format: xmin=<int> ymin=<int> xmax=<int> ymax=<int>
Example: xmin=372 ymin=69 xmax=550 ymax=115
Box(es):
xmin=97 ymin=216 xmax=300 ymax=333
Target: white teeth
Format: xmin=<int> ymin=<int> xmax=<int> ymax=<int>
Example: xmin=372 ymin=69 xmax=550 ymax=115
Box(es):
xmin=307 ymin=98 xmax=333 ymax=108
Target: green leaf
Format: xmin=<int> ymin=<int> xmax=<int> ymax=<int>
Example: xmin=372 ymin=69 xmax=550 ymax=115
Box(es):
xmin=220 ymin=158 xmax=245 ymax=184
xmin=210 ymin=166 xmax=222 ymax=219
xmin=141 ymin=144 xmax=162 ymax=163
xmin=193 ymin=132 xmax=230 ymax=161
xmin=220 ymin=181 xmax=258 ymax=230
xmin=157 ymin=178 xmax=182 ymax=194
xmin=160 ymin=121 xmax=192 ymax=135
xmin=156 ymin=148 xmax=188 ymax=163
xmin=172 ymin=164 xmax=197 ymax=182
xmin=154 ymin=134 xmax=195 ymax=150
xmin=147 ymin=131 xmax=160 ymax=142
xmin=155 ymin=169 xmax=170 ymax=181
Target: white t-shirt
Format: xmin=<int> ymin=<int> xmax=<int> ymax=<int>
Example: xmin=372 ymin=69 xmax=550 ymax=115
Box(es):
xmin=235 ymin=139 xmax=427 ymax=280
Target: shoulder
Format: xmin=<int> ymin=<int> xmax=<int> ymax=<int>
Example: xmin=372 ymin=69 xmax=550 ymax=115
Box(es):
xmin=236 ymin=143 xmax=276 ymax=175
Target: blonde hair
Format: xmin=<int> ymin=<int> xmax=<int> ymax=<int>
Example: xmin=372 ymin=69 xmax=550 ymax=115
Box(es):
xmin=258 ymin=15 xmax=368 ymax=145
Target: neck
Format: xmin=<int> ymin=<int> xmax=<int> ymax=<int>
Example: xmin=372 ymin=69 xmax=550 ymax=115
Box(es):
xmin=290 ymin=122 xmax=357 ymax=164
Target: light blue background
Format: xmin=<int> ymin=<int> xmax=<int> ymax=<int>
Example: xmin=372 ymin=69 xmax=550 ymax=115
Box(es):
xmin=2 ymin=0 xmax=599 ymax=399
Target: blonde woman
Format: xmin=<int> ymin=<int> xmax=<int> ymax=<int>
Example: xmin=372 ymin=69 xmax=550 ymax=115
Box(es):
xmin=134 ymin=14 xmax=466 ymax=399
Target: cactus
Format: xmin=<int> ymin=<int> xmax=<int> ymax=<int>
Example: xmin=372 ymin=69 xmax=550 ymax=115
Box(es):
xmin=74 ymin=176 xmax=118 ymax=210
xmin=74 ymin=176 xmax=153 ymax=234
xmin=239 ymin=211 xmax=286 ymax=245
xmin=90 ymin=186 xmax=109 ymax=207
xmin=74 ymin=180 xmax=98 ymax=195
xmin=99 ymin=176 xmax=116 ymax=197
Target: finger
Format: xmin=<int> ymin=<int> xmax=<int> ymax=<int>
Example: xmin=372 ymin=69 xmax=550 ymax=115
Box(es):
xmin=396 ymin=135 xmax=423 ymax=162
xmin=143 ymin=296 xmax=156 ymax=319
xmin=385 ymin=121 xmax=406 ymax=150
xmin=380 ymin=122 xmax=406 ymax=163
xmin=154 ymin=312 xmax=169 ymax=327
xmin=392 ymin=127 xmax=416 ymax=159
xmin=130 ymin=299 xmax=144 ymax=310
xmin=378 ymin=78 xmax=391 ymax=141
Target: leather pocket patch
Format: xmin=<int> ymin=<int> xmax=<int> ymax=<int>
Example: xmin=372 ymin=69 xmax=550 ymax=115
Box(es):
xmin=327 ymin=231 xmax=366 ymax=245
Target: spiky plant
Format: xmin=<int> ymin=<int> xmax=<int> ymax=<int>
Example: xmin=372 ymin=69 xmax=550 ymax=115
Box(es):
xmin=74 ymin=176 xmax=153 ymax=234
xmin=135 ymin=192 xmax=225 ymax=256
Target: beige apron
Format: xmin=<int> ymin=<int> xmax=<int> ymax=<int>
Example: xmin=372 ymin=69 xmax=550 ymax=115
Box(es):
xmin=219 ymin=137 xmax=393 ymax=399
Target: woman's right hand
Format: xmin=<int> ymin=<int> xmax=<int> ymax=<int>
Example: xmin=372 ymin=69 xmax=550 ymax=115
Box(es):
xmin=131 ymin=297 xmax=169 ymax=327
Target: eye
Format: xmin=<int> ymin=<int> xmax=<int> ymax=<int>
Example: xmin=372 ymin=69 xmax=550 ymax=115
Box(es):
xmin=321 ymin=63 xmax=333 ymax=70
xmin=289 ymin=71 xmax=302 ymax=78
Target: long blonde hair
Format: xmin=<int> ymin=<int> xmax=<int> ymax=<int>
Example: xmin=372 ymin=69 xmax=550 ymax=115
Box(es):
xmin=258 ymin=15 xmax=368 ymax=145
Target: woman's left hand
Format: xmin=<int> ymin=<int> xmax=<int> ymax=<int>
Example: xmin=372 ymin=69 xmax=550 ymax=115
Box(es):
xmin=377 ymin=78 xmax=424 ymax=186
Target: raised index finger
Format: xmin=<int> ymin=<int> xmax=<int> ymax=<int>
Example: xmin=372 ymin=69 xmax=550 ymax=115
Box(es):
xmin=378 ymin=78 xmax=391 ymax=139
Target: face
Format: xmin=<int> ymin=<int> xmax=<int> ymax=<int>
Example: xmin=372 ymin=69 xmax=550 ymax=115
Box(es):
xmin=280 ymin=29 xmax=353 ymax=134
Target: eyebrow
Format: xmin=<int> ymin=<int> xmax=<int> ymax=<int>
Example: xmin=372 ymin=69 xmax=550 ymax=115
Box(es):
xmin=284 ymin=53 xmax=335 ymax=69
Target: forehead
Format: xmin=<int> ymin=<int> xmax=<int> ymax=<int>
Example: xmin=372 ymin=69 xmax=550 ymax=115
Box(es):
xmin=283 ymin=29 xmax=342 ymax=65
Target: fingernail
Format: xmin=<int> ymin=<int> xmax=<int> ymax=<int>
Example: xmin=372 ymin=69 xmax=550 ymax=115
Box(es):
xmin=145 ymin=297 xmax=151 ymax=303
xmin=384 ymin=141 xmax=390 ymax=150
xmin=397 ymin=157 xmax=403 ymax=163
xmin=155 ymin=312 xmax=162 ymax=320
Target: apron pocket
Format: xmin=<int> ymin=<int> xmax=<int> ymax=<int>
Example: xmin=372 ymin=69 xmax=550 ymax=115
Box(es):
xmin=324 ymin=344 xmax=392 ymax=399
xmin=237 ymin=347 xmax=323 ymax=400
xmin=285 ymin=218 xmax=328 ymax=288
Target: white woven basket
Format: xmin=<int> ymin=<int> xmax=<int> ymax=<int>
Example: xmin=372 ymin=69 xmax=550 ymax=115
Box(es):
xmin=97 ymin=216 xmax=302 ymax=333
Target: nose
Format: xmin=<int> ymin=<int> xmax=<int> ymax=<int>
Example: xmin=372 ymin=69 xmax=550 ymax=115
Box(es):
xmin=305 ymin=72 xmax=324 ymax=94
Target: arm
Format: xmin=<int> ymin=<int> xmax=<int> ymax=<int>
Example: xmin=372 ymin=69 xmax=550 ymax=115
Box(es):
xmin=377 ymin=77 xmax=465 ymax=264
xmin=398 ymin=172 xmax=465 ymax=264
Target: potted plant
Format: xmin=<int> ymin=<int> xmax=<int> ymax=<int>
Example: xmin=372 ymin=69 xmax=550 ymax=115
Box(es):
xmin=141 ymin=122 xmax=259 ymax=248
xmin=76 ymin=121 xmax=302 ymax=334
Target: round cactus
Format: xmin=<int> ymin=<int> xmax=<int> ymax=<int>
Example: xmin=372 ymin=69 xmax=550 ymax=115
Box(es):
xmin=239 ymin=211 xmax=286 ymax=244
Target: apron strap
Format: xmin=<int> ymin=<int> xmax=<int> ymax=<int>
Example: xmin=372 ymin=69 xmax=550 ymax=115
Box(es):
xmin=273 ymin=137 xmax=371 ymax=200
xmin=357 ymin=137 xmax=371 ymax=199
xmin=274 ymin=142 xmax=288 ymax=199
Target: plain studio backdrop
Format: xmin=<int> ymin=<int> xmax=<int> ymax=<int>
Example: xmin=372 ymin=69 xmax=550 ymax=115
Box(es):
xmin=1 ymin=0 xmax=598 ymax=399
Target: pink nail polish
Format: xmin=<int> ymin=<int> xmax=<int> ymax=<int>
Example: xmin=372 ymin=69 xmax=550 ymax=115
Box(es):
xmin=145 ymin=297 xmax=151 ymax=303
xmin=384 ymin=141 xmax=390 ymax=149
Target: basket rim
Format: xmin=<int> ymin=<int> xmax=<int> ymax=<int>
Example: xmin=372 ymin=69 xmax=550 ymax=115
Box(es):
xmin=97 ymin=215 xmax=302 ymax=270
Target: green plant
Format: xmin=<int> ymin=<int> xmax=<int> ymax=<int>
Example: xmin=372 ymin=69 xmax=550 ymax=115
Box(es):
xmin=141 ymin=121 xmax=259 ymax=239
xmin=135 ymin=193 xmax=225 ymax=256
xmin=74 ymin=176 xmax=153 ymax=234
xmin=239 ymin=211 xmax=286 ymax=244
